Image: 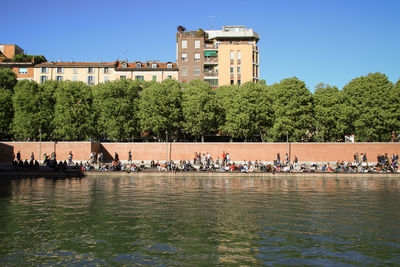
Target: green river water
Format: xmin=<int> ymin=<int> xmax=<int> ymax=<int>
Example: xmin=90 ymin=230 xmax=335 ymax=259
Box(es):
xmin=0 ymin=176 xmax=399 ymax=266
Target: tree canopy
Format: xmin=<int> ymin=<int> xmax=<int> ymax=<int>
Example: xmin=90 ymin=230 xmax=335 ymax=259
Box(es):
xmin=181 ymin=80 xmax=217 ymax=141
xmin=0 ymin=67 xmax=399 ymax=142
xmin=138 ymin=79 xmax=182 ymax=141
xmin=53 ymin=81 xmax=95 ymax=141
xmin=342 ymin=73 xmax=395 ymax=141
xmin=93 ymin=79 xmax=141 ymax=141
xmin=269 ymin=77 xmax=314 ymax=142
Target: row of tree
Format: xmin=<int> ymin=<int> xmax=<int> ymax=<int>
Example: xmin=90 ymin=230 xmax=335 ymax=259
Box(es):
xmin=0 ymin=68 xmax=399 ymax=142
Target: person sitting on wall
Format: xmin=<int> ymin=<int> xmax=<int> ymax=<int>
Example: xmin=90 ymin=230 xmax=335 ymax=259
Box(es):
xmin=12 ymin=160 xmax=17 ymax=168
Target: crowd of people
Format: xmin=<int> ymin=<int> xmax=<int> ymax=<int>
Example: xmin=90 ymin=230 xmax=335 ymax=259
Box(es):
xmin=9 ymin=150 xmax=400 ymax=174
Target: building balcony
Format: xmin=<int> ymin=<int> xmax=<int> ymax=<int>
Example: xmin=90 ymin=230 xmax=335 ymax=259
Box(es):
xmin=204 ymin=57 xmax=218 ymax=64
xmin=204 ymin=44 xmax=218 ymax=50
xmin=204 ymin=71 xmax=218 ymax=77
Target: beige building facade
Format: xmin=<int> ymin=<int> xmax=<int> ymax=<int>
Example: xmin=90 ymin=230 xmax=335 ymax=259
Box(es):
xmin=33 ymin=61 xmax=178 ymax=85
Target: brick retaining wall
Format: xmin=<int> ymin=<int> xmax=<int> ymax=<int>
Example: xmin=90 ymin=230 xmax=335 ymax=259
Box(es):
xmin=1 ymin=142 xmax=399 ymax=163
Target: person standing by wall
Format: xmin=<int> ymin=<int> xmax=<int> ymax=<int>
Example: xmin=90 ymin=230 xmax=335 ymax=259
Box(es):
xmin=68 ymin=151 xmax=73 ymax=165
xmin=128 ymin=151 xmax=132 ymax=165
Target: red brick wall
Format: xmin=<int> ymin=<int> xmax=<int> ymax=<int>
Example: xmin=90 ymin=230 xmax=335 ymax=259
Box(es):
xmin=12 ymin=67 xmax=34 ymax=79
xmin=1 ymin=142 xmax=399 ymax=163
xmin=1 ymin=142 xmax=93 ymax=162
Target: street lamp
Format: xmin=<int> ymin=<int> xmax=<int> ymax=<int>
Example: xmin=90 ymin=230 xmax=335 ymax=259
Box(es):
xmin=165 ymin=131 xmax=168 ymax=162
xmin=286 ymin=131 xmax=291 ymax=164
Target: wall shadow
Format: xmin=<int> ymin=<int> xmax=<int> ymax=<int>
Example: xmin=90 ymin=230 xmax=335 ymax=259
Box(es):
xmin=0 ymin=143 xmax=14 ymax=162
xmin=99 ymin=144 xmax=113 ymax=162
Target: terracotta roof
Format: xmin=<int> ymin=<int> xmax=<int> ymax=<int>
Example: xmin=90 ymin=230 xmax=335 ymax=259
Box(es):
xmin=116 ymin=61 xmax=177 ymax=69
xmin=35 ymin=61 xmax=116 ymax=67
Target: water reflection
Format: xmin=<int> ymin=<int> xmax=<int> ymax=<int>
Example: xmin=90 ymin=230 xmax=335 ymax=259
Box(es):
xmin=0 ymin=176 xmax=400 ymax=265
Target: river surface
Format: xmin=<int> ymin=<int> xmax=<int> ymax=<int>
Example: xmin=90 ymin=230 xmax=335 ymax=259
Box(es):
xmin=0 ymin=176 xmax=399 ymax=266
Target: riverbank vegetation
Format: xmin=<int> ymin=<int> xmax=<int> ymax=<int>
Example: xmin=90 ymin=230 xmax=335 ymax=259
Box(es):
xmin=1 ymin=68 xmax=399 ymax=142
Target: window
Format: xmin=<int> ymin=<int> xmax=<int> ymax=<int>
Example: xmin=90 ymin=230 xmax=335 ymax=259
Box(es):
xmin=181 ymin=66 xmax=187 ymax=76
xmin=205 ymin=79 xmax=218 ymax=87
xmin=56 ymin=76 xmax=63 ymax=82
xmin=194 ymin=53 xmax=200 ymax=62
xmin=237 ymin=80 xmax=241 ymax=85
xmin=237 ymin=51 xmax=241 ymax=63
xmin=40 ymin=76 xmax=47 ymax=84
xmin=73 ymin=76 xmax=78 ymax=81
xmin=87 ymin=76 xmax=95 ymax=85
xmin=167 ymin=63 xmax=172 ymax=68
xmin=230 ymin=80 xmax=234 ymax=85
xmin=135 ymin=75 xmax=144 ymax=81
xmin=230 ymin=66 xmax=234 ymax=74
xmin=104 ymin=76 xmax=109 ymax=82
xmin=195 ymin=40 xmax=200 ymax=49
xmin=181 ymin=53 xmax=187 ymax=62
xmin=194 ymin=66 xmax=200 ymax=76
xmin=136 ymin=63 xmax=141 ymax=68
xmin=182 ymin=40 xmax=187 ymax=49
xmin=167 ymin=75 xmax=172 ymax=79
xmin=104 ymin=67 xmax=109 ymax=74
xmin=73 ymin=68 xmax=78 ymax=74
xmin=19 ymin=68 xmax=27 ymax=74
xmin=237 ymin=66 xmax=241 ymax=74
xmin=88 ymin=67 xmax=94 ymax=74
xmin=230 ymin=51 xmax=234 ymax=60
xmin=120 ymin=75 xmax=126 ymax=79
xmin=152 ymin=75 xmax=157 ymax=81
xmin=152 ymin=63 xmax=157 ymax=69
xmin=57 ymin=67 xmax=63 ymax=74
xmin=40 ymin=67 xmax=48 ymax=73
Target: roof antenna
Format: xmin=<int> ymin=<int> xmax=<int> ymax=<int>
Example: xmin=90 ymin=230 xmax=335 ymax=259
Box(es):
xmin=208 ymin=16 xmax=216 ymax=29
xmin=124 ymin=49 xmax=128 ymax=62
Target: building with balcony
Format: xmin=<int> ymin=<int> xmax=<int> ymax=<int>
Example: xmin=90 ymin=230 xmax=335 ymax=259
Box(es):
xmin=176 ymin=25 xmax=259 ymax=87
xmin=0 ymin=44 xmax=36 ymax=80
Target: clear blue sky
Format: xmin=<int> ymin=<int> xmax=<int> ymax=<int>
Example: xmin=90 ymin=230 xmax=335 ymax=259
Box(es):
xmin=2 ymin=0 xmax=399 ymax=90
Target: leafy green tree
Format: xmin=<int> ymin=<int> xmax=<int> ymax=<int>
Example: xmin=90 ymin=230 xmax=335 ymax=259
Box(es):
xmin=181 ymin=80 xmax=216 ymax=141
xmin=342 ymin=72 xmax=395 ymax=141
xmin=258 ymin=79 xmax=266 ymax=85
xmin=0 ymin=68 xmax=17 ymax=91
xmin=214 ymin=85 xmax=235 ymax=136
xmin=221 ymin=82 xmax=273 ymax=141
xmin=53 ymin=81 xmax=95 ymax=141
xmin=12 ymin=80 xmax=42 ymax=140
xmin=38 ymin=80 xmax=58 ymax=140
xmin=0 ymin=88 xmax=13 ymax=139
xmin=313 ymin=83 xmax=345 ymax=141
xmin=0 ymin=67 xmax=17 ymax=139
xmin=138 ymin=79 xmax=182 ymax=141
xmin=93 ymin=79 xmax=141 ymax=141
xmin=269 ymin=77 xmax=313 ymax=142
xmin=393 ymin=79 xmax=400 ymax=139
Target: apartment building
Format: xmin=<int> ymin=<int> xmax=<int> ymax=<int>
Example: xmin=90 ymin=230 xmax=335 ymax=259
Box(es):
xmin=3 ymin=25 xmax=260 ymax=87
xmin=177 ymin=25 xmax=260 ymax=87
xmin=114 ymin=61 xmax=178 ymax=82
xmin=34 ymin=61 xmax=178 ymax=85
xmin=34 ymin=62 xmax=117 ymax=85
xmin=0 ymin=44 xmax=35 ymax=80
